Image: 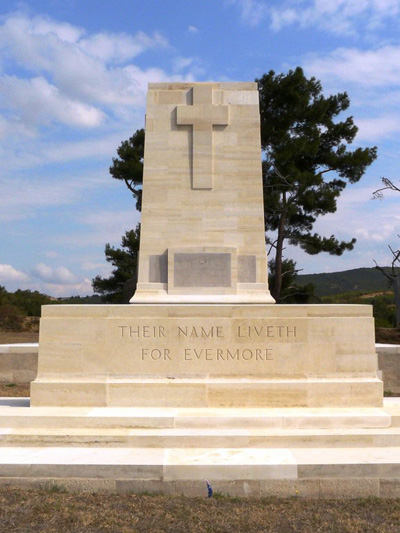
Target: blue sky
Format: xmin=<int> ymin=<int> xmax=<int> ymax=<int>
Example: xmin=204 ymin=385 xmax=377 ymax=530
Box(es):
xmin=1 ymin=0 xmax=400 ymax=296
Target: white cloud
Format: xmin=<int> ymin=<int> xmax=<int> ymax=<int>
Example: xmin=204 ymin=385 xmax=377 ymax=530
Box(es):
xmin=171 ymin=56 xmax=205 ymax=77
xmin=0 ymin=75 xmax=104 ymax=128
xmin=270 ymin=0 xmax=400 ymax=35
xmin=0 ymin=171 xmax=108 ymax=221
xmin=188 ymin=25 xmax=199 ymax=33
xmin=305 ymin=46 xmax=400 ymax=88
xmin=355 ymin=224 xmax=395 ymax=242
xmin=0 ymin=264 xmax=28 ymax=282
xmin=355 ymin=115 xmax=400 ymax=141
xmin=173 ymin=56 xmax=196 ymax=71
xmin=302 ymin=45 xmax=400 ymax=142
xmin=282 ymin=194 xmax=400 ymax=274
xmin=227 ymin=0 xmax=268 ymax=26
xmin=17 ymin=13 xmax=85 ymax=43
xmin=33 ymin=263 xmax=78 ymax=284
xmin=0 ymin=12 xmax=172 ymax=134
xmin=71 ymin=209 xmax=141 ymax=246
xmin=42 ymin=278 xmax=93 ymax=296
xmin=44 ymin=251 xmax=59 ymax=259
xmin=81 ymin=261 xmax=109 ymax=271
xmin=35 ymin=132 xmax=137 ymax=167
xmin=79 ymin=31 xmax=168 ymax=64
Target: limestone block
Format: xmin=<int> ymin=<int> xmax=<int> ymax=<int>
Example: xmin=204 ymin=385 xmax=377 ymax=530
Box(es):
xmin=31 ymin=303 xmax=382 ymax=408
xmin=377 ymin=344 xmax=400 ymax=393
xmin=0 ymin=347 xmax=38 ymax=383
xmin=379 ymin=478 xmax=400 ymax=498
xmin=318 ymin=478 xmax=380 ymax=499
xmin=259 ymin=479 xmax=320 ymax=498
xmin=116 ymin=479 xmax=176 ymax=495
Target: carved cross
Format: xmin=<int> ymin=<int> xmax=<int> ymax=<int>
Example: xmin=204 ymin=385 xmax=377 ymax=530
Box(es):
xmin=176 ymin=85 xmax=229 ymax=189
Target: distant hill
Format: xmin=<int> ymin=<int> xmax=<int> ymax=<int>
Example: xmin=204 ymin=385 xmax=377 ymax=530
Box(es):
xmin=297 ymin=267 xmax=393 ymax=297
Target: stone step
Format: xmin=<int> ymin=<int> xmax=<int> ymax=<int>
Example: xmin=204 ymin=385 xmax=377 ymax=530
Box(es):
xmin=0 ymin=400 xmax=391 ymax=430
xmin=0 ymin=446 xmax=400 ymax=497
xmin=30 ymin=377 xmax=383 ymax=408
xmin=2 ymin=426 xmax=400 ymax=448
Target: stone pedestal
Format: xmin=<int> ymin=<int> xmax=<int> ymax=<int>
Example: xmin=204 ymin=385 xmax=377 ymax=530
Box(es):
xmin=30 ymin=303 xmax=382 ymax=408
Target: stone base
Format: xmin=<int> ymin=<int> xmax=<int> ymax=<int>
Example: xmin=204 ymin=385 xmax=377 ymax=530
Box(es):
xmin=131 ymin=290 xmax=276 ymax=304
xmin=0 ymin=400 xmax=400 ymax=497
xmin=31 ymin=377 xmax=383 ymax=408
xmin=31 ymin=303 xmax=381 ymax=408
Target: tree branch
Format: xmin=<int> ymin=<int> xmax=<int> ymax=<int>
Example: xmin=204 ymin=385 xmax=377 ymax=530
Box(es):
xmin=281 ymin=268 xmax=303 ymax=278
xmin=373 ymin=177 xmax=400 ymax=199
xmin=266 ymin=238 xmax=277 ymax=255
xmin=318 ymin=168 xmax=335 ymax=175
xmin=123 ymin=178 xmax=139 ymax=197
xmin=374 ymin=260 xmax=394 ymax=281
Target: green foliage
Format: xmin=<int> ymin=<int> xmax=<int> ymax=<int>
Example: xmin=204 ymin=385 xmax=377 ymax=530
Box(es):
xmin=0 ymin=286 xmax=101 ymax=329
xmin=268 ymin=259 xmax=316 ymax=303
xmin=0 ymin=286 xmax=54 ymax=330
xmin=109 ymin=129 xmax=144 ymax=211
xmin=9 ymin=289 xmax=53 ymax=316
xmin=322 ymin=290 xmax=396 ymax=328
xmin=258 ymin=67 xmax=377 ymax=301
xmin=373 ymin=295 xmax=397 ymax=327
xmin=92 ymin=225 xmax=140 ymax=303
xmin=298 ymin=267 xmax=392 ymax=297
xmin=0 ymin=303 xmax=25 ymax=331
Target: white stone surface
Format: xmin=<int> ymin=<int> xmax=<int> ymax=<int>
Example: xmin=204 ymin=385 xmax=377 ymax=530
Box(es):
xmin=132 ymin=82 xmax=273 ymax=303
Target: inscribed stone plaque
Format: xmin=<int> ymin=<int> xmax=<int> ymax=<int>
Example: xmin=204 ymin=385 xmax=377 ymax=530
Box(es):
xmin=174 ymin=253 xmax=231 ymax=287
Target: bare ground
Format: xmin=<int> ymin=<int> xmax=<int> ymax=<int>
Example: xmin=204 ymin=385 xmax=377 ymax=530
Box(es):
xmin=0 ymin=490 xmax=400 ymax=532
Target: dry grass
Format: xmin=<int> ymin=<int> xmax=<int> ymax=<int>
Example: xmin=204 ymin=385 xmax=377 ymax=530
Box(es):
xmin=0 ymin=331 xmax=38 ymax=344
xmin=0 ymin=383 xmax=30 ymax=397
xmin=0 ymin=489 xmax=400 ymax=532
xmin=376 ymin=328 xmax=400 ymax=344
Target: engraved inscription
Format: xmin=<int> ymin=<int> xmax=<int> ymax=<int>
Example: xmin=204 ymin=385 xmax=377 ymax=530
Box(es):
xmin=237 ymin=325 xmax=296 ymax=338
xmin=141 ymin=348 xmax=172 ymax=360
xmin=117 ymin=320 xmax=300 ymax=366
xmin=184 ymin=348 xmax=273 ymax=361
xmin=119 ymin=325 xmax=167 ymax=338
xmin=178 ymin=326 xmax=224 ymax=338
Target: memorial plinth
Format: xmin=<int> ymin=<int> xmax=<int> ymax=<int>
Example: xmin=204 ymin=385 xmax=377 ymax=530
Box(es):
xmin=31 ymin=303 xmax=382 ymax=408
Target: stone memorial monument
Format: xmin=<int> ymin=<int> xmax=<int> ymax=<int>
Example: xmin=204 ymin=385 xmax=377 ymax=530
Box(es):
xmin=30 ymin=82 xmax=381 ymax=409
xmin=1 ymin=82 xmax=399 ymax=498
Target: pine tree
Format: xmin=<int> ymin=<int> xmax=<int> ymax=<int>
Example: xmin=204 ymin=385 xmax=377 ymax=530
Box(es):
xmin=258 ymin=67 xmax=377 ymax=301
